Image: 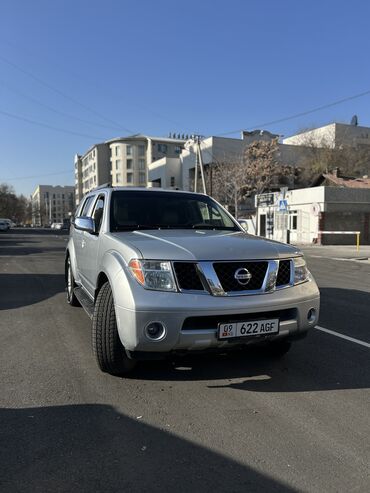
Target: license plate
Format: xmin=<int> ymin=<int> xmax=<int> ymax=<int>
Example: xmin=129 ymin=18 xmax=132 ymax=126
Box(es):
xmin=218 ymin=319 xmax=279 ymax=339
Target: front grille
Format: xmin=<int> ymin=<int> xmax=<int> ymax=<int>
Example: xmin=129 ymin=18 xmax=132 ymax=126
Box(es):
xmin=213 ymin=261 xmax=268 ymax=292
xmin=182 ymin=308 xmax=297 ymax=330
xmin=276 ymin=260 xmax=291 ymax=286
xmin=173 ymin=262 xmax=204 ymax=291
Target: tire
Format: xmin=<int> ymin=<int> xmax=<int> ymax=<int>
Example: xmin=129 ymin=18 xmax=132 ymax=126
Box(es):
xmin=264 ymin=340 xmax=292 ymax=358
xmin=92 ymin=281 xmax=137 ymax=375
xmin=66 ymin=257 xmax=80 ymax=307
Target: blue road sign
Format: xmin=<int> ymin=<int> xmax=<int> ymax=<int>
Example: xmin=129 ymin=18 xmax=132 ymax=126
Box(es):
xmin=278 ymin=199 xmax=288 ymax=211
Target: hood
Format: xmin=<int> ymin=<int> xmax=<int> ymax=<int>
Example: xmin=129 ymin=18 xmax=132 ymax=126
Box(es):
xmin=109 ymin=230 xmax=301 ymax=261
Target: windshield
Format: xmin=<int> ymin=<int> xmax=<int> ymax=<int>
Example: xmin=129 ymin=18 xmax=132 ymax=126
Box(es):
xmin=110 ymin=190 xmax=240 ymax=232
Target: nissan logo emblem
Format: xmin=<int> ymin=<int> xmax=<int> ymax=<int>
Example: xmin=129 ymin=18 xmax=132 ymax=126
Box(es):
xmin=234 ymin=267 xmax=252 ymax=286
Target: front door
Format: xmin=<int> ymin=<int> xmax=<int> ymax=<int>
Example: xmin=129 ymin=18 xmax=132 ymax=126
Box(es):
xmin=79 ymin=193 xmax=106 ymax=296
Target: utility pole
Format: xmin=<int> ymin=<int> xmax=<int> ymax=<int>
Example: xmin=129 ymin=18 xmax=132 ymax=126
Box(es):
xmin=193 ymin=135 xmax=206 ymax=194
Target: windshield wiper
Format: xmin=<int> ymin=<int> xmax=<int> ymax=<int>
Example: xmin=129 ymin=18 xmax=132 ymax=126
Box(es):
xmin=191 ymin=223 xmax=236 ymax=230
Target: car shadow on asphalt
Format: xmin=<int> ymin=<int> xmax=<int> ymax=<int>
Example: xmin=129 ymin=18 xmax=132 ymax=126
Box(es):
xmin=130 ymin=334 xmax=370 ymax=393
xmin=0 ymin=404 xmax=298 ymax=493
xmin=0 ymin=273 xmax=65 ymax=310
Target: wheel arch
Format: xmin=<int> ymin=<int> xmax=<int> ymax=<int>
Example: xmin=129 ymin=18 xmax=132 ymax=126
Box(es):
xmin=95 ymin=271 xmax=110 ymax=301
xmin=95 ymin=250 xmax=135 ymax=311
xmin=65 ymin=239 xmax=79 ymax=284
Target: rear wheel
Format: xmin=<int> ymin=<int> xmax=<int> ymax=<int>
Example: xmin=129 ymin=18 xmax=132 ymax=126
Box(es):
xmin=66 ymin=258 xmax=80 ymax=307
xmin=92 ymin=281 xmax=137 ymax=375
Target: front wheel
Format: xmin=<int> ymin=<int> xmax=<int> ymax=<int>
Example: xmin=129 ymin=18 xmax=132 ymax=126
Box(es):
xmin=92 ymin=281 xmax=137 ymax=376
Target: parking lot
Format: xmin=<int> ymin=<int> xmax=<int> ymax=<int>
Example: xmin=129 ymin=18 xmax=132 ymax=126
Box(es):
xmin=0 ymin=230 xmax=369 ymax=492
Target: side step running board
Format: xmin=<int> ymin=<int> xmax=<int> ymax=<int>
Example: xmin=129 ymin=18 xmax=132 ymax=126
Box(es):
xmin=74 ymin=287 xmax=94 ymax=319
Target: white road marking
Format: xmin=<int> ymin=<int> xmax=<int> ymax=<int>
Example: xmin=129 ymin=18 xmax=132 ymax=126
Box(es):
xmin=315 ymin=325 xmax=370 ymax=348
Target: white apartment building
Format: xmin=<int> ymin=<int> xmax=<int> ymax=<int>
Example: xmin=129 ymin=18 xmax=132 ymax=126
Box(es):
xmin=150 ymin=122 xmax=370 ymax=194
xmin=31 ymin=185 xmax=75 ymax=226
xmin=152 ymin=133 xmax=314 ymax=193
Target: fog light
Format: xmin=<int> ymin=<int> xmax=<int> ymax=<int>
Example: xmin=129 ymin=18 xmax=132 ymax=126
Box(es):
xmin=145 ymin=322 xmax=166 ymax=340
xmin=307 ymin=308 xmax=316 ymax=323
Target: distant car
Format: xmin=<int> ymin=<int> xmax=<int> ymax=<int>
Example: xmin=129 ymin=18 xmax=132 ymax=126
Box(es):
xmin=51 ymin=222 xmax=63 ymax=230
xmin=0 ymin=218 xmax=12 ymax=230
xmin=66 ymin=186 xmax=320 ymax=376
xmin=0 ymin=220 xmax=10 ymax=231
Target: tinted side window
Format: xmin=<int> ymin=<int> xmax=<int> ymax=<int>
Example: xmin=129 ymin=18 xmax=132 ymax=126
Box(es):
xmin=80 ymin=196 xmax=95 ymax=217
xmin=91 ymin=195 xmax=105 ymax=233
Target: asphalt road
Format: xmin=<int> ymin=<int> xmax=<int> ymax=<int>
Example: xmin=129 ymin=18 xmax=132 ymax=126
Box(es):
xmin=1 ymin=230 xmax=369 ymax=493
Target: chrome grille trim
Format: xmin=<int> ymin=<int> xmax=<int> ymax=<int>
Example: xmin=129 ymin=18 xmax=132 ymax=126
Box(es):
xmin=172 ymin=259 xmax=294 ymax=296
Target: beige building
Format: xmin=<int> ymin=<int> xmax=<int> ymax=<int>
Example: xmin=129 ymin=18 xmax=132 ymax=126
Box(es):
xmin=31 ymin=185 xmax=75 ymax=226
xmin=107 ymin=134 xmax=186 ymax=187
xmin=75 ymin=143 xmax=111 ymax=204
xmin=75 ymin=134 xmax=187 ymax=203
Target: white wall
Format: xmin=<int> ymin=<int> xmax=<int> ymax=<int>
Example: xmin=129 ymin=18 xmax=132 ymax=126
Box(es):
xmin=283 ymin=124 xmax=336 ymax=148
xmin=148 ymin=157 xmax=182 ymax=189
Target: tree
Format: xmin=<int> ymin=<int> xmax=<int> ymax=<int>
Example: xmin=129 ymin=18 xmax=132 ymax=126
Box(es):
xmin=0 ymin=183 xmax=31 ymax=224
xmin=242 ymin=138 xmax=294 ymax=194
xmin=292 ymin=131 xmax=370 ymax=179
xmin=211 ymin=138 xmax=294 ymax=216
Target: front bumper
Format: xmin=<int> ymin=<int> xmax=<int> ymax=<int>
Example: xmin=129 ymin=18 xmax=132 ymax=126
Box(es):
xmin=114 ymin=277 xmax=320 ymax=353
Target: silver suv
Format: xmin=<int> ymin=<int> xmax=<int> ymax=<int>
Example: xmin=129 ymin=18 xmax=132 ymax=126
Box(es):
xmin=66 ymin=186 xmax=320 ymax=375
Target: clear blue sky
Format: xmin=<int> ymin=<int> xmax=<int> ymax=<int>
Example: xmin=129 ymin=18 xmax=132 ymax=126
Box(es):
xmin=1 ymin=0 xmax=370 ymax=196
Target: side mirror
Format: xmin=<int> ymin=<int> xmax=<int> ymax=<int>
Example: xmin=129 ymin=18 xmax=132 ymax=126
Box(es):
xmin=239 ymin=220 xmax=248 ymax=232
xmin=74 ymin=216 xmax=96 ymax=234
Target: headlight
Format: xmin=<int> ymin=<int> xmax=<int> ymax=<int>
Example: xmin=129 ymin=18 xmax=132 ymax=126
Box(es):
xmin=128 ymin=259 xmax=177 ymax=291
xmin=293 ymin=256 xmax=310 ymax=285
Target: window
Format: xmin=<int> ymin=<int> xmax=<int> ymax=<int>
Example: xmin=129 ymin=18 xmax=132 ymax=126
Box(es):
xmin=170 ymin=176 xmax=175 ymax=187
xmin=115 ymin=146 xmax=121 ymax=156
xmin=126 ymin=145 xmax=132 ymax=156
xmin=109 ymin=191 xmax=239 ymax=231
xmin=91 ymin=195 xmax=105 ymax=233
xmin=115 ymin=159 xmax=121 ymax=170
xmin=126 ymin=159 xmax=133 ymax=170
xmin=116 ymin=173 xmax=122 ymax=183
xmin=80 ymin=196 xmax=94 ymax=217
xmin=175 ymin=145 xmax=181 ymax=154
xmin=158 ymin=143 xmax=168 ymax=153
xmin=127 ymin=172 xmax=133 ymax=184
xmin=139 ymin=159 xmax=145 ymax=170
xmin=139 ymin=172 xmax=146 ymax=184
xmin=289 ymin=211 xmax=298 ymax=230
xmin=138 ymin=144 xmax=145 ymax=156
